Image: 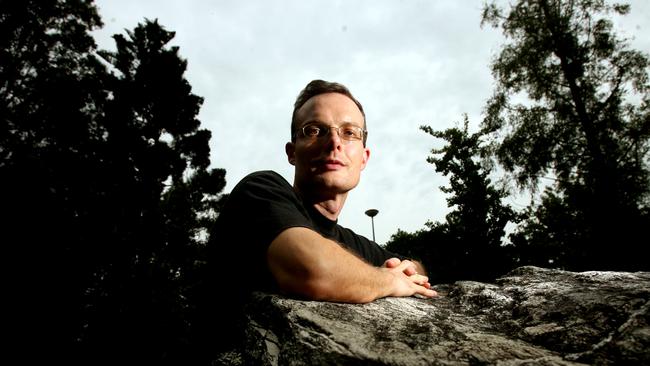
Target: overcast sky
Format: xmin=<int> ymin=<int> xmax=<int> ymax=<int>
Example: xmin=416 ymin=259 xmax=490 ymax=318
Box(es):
xmin=92 ymin=0 xmax=649 ymax=245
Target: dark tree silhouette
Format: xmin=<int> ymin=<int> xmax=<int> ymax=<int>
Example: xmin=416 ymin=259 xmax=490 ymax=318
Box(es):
xmin=2 ymin=0 xmax=109 ymax=360
xmin=481 ymin=0 xmax=650 ymax=270
xmin=2 ymin=2 xmax=225 ymax=364
xmin=387 ymin=117 xmax=517 ymax=283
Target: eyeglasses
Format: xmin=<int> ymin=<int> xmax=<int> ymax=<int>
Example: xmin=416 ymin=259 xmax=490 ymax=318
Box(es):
xmin=297 ymin=123 xmax=367 ymax=142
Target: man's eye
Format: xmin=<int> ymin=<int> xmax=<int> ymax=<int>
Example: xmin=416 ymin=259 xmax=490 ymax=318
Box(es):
xmin=304 ymin=126 xmax=321 ymax=136
xmin=342 ymin=128 xmax=357 ymax=137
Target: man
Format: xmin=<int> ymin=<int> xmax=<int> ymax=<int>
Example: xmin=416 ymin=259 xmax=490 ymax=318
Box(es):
xmin=208 ymin=79 xmax=436 ymax=304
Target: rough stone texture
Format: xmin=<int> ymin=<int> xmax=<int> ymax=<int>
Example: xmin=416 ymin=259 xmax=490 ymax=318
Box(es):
xmin=217 ymin=266 xmax=650 ymax=365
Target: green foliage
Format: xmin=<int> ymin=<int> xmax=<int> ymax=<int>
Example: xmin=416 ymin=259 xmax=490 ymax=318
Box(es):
xmin=2 ymin=2 xmax=225 ymax=363
xmin=481 ymin=0 xmax=650 ymax=270
xmin=387 ymin=116 xmax=517 ymax=282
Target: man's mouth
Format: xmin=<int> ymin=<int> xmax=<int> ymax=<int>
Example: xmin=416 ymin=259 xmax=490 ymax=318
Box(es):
xmin=314 ymin=158 xmax=345 ymax=170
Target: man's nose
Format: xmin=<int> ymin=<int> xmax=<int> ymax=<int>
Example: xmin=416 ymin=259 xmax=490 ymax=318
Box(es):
xmin=326 ymin=127 xmax=344 ymax=150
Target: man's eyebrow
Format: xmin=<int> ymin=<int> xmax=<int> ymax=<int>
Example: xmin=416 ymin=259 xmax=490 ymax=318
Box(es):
xmin=298 ymin=120 xmax=324 ymax=128
xmin=302 ymin=120 xmax=363 ymax=128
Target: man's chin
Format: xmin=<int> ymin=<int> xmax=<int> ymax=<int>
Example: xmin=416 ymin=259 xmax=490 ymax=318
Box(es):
xmin=312 ymin=174 xmax=358 ymax=193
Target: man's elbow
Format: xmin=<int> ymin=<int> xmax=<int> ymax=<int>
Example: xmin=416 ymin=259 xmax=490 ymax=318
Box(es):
xmin=295 ymin=278 xmax=375 ymax=303
xmin=273 ymin=260 xmax=337 ymax=301
xmin=273 ymin=265 xmax=374 ymax=303
xmin=289 ymin=277 xmax=335 ymax=301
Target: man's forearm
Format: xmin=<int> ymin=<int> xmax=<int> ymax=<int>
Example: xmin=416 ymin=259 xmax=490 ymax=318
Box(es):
xmin=268 ymin=227 xmax=393 ymax=303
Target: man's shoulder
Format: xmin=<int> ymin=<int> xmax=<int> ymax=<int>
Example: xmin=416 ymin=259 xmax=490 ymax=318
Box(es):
xmin=232 ymin=170 xmax=292 ymax=194
xmin=235 ymin=170 xmax=291 ymax=190
xmin=243 ymin=170 xmax=286 ymax=181
xmin=217 ymin=170 xmax=298 ymax=222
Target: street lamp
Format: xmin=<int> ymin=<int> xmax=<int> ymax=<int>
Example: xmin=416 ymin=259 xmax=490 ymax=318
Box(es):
xmin=365 ymin=209 xmax=379 ymax=242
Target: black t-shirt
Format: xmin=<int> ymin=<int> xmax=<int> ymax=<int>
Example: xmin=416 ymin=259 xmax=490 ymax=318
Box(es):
xmin=210 ymin=170 xmax=405 ymax=292
xmin=198 ymin=170 xmax=406 ymax=354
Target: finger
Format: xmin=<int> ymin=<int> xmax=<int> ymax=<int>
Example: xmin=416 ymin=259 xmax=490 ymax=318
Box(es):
xmin=401 ymin=260 xmax=419 ymax=276
xmin=403 ymin=264 xmax=417 ymax=276
xmin=409 ymin=273 xmax=429 ymax=285
xmin=422 ymin=288 xmax=437 ymax=297
xmin=383 ymin=257 xmax=401 ymax=268
xmin=415 ymin=284 xmax=437 ymax=298
xmin=394 ymin=259 xmax=414 ymax=273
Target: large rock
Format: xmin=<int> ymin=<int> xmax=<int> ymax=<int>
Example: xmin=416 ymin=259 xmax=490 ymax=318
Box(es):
xmin=217 ymin=266 xmax=650 ymax=365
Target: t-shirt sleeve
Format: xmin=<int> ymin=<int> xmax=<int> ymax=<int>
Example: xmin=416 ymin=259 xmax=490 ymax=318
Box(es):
xmin=210 ymin=171 xmax=315 ymax=292
xmin=216 ymin=171 xmax=314 ymax=252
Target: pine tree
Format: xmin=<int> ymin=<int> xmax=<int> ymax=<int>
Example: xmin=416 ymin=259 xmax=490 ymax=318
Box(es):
xmin=2 ymin=2 xmax=226 ymax=362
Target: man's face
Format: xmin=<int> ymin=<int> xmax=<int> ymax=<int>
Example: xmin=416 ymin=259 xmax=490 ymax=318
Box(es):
xmin=286 ymin=92 xmax=370 ymax=198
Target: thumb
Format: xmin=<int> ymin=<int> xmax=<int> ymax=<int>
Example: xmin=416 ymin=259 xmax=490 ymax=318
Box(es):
xmin=383 ymin=257 xmax=401 ymax=268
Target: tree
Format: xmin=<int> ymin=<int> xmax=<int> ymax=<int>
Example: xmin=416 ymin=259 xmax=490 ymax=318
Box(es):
xmin=386 ymin=225 xmax=455 ymax=284
xmin=82 ymin=19 xmax=224 ymax=364
xmin=423 ymin=116 xmax=517 ymax=281
xmin=387 ymin=117 xmax=517 ymax=282
xmin=481 ymin=0 xmax=650 ymax=270
xmin=2 ymin=0 xmax=109 ymax=360
xmin=2 ymin=2 xmax=225 ymax=363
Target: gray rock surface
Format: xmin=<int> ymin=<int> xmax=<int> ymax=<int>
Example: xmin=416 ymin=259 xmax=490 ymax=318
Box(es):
xmin=216 ymin=266 xmax=650 ymax=365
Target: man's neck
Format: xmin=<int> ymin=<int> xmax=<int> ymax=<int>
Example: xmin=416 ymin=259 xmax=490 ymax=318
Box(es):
xmin=294 ymin=185 xmax=347 ymax=221
xmin=312 ymin=197 xmax=347 ymax=221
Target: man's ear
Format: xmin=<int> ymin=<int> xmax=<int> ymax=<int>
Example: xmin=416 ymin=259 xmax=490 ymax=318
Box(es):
xmin=285 ymin=142 xmax=296 ymax=165
xmin=360 ymin=147 xmax=370 ymax=171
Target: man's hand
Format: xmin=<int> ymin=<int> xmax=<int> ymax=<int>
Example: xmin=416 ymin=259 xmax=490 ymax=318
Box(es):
xmin=382 ymin=258 xmax=437 ymax=298
xmin=268 ymin=227 xmax=437 ymax=303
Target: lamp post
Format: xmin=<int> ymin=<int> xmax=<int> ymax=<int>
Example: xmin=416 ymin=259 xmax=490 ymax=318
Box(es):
xmin=364 ymin=209 xmax=379 ymax=242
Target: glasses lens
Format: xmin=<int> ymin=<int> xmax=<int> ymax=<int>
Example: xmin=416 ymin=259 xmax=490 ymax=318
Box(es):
xmin=301 ymin=123 xmax=364 ymax=141
xmin=303 ymin=124 xmax=322 ymax=137
xmin=340 ymin=126 xmax=362 ymax=140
